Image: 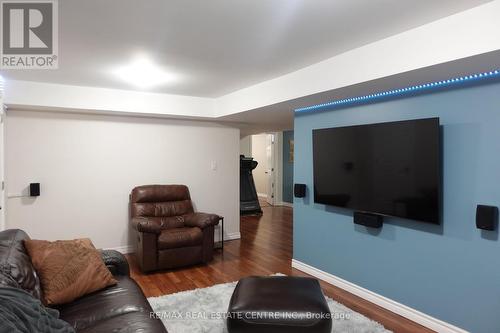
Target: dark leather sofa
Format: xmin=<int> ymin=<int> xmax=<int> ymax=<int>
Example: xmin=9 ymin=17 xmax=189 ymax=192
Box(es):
xmin=0 ymin=229 xmax=167 ymax=333
xmin=131 ymin=185 xmax=221 ymax=272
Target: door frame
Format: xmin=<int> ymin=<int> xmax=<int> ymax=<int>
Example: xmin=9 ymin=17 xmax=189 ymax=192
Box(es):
xmin=264 ymin=132 xmax=283 ymax=206
xmin=0 ymin=103 xmax=5 ymax=230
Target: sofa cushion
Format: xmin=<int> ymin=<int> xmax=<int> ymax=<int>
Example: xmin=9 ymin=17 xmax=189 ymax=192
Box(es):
xmin=24 ymin=238 xmax=117 ymax=305
xmin=57 ymin=276 xmax=166 ymax=333
xmin=158 ymin=227 xmax=203 ymax=250
xmin=0 ymin=229 xmax=41 ymax=300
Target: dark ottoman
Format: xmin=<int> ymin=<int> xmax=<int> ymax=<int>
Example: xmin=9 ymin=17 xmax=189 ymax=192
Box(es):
xmin=227 ymin=276 xmax=332 ymax=333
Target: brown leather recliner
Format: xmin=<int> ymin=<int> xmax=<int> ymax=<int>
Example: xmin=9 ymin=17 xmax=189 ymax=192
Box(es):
xmin=130 ymin=185 xmax=221 ymax=273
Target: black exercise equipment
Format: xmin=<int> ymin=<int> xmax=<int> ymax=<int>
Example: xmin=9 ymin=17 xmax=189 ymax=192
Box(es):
xmin=240 ymin=155 xmax=263 ymax=215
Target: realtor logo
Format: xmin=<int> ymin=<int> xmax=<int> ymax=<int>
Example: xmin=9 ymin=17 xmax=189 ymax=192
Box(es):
xmin=1 ymin=0 xmax=58 ymax=69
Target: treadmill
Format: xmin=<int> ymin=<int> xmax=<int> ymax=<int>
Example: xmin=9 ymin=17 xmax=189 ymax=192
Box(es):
xmin=240 ymin=155 xmax=263 ymax=215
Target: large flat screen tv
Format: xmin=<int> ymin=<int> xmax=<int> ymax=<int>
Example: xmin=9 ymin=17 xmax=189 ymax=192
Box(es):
xmin=313 ymin=118 xmax=440 ymax=224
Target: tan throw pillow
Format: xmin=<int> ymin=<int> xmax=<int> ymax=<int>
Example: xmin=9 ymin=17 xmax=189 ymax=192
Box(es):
xmin=24 ymin=238 xmax=117 ymax=305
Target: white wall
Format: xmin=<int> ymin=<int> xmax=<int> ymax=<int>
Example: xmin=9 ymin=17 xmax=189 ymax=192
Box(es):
xmin=239 ymin=135 xmax=251 ymax=157
xmin=251 ymin=134 xmax=267 ymax=196
xmin=5 ymin=110 xmax=240 ymax=251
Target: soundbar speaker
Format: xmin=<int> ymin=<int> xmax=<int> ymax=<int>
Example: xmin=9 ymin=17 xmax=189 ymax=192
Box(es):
xmin=29 ymin=183 xmax=40 ymax=197
xmin=294 ymin=184 xmax=306 ymax=198
xmin=476 ymin=205 xmax=498 ymax=231
xmin=354 ymin=212 xmax=383 ymax=228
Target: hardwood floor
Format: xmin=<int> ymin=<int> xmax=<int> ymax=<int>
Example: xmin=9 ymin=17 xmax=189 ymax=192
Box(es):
xmin=127 ymin=203 xmax=433 ymax=333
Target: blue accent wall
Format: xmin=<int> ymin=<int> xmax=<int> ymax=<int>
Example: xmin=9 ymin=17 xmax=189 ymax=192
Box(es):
xmin=283 ymin=130 xmax=294 ymax=203
xmin=293 ymin=81 xmax=500 ymax=333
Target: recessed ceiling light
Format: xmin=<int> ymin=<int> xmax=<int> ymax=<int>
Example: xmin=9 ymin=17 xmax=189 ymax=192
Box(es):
xmin=112 ymin=56 xmax=178 ymax=89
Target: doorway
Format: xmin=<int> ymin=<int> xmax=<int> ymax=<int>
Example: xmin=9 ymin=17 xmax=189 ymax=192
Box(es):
xmin=241 ymin=132 xmax=284 ymax=207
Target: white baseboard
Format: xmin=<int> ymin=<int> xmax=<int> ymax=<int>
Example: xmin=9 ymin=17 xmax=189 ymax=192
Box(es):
xmin=291 ymin=259 xmax=468 ymax=333
xmin=106 ymin=232 xmax=241 ymax=255
xmin=257 ymin=193 xmax=268 ymax=199
xmin=107 ymin=232 xmax=241 ymax=255
xmin=277 ymin=201 xmax=293 ymax=208
xmin=106 ymin=245 xmax=135 ymax=254
xmin=225 ymin=232 xmax=241 ymax=241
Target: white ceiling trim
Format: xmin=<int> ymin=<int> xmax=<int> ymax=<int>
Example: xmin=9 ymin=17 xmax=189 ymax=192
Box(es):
xmin=4 ymin=80 xmax=215 ymax=119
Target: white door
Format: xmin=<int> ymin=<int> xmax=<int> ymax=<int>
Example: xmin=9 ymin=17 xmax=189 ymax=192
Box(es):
xmin=265 ymin=133 xmax=275 ymax=205
xmin=0 ymin=104 xmax=4 ymax=230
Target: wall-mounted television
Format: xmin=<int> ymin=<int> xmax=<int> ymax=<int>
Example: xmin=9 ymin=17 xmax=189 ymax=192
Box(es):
xmin=313 ymin=118 xmax=440 ymax=224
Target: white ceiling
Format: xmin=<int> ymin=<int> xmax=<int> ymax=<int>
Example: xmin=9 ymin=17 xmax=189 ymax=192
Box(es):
xmin=1 ymin=0 xmax=492 ymax=97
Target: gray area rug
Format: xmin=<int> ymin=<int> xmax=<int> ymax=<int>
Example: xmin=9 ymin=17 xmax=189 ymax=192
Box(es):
xmin=148 ymin=276 xmax=392 ymax=333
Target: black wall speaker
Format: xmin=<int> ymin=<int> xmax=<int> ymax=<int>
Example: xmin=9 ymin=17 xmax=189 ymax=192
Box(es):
xmin=476 ymin=205 xmax=498 ymax=231
xmin=29 ymin=183 xmax=40 ymax=197
xmin=294 ymin=184 xmax=306 ymax=198
xmin=354 ymin=212 xmax=383 ymax=228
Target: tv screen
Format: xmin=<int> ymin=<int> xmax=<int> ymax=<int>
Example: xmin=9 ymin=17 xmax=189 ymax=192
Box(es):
xmin=313 ymin=118 xmax=440 ymax=224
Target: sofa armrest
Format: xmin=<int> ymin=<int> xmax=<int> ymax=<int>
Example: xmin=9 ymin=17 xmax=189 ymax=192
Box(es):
xmin=100 ymin=249 xmax=130 ymax=276
xmin=131 ymin=217 xmax=161 ymax=234
xmin=184 ymin=213 xmax=221 ymax=229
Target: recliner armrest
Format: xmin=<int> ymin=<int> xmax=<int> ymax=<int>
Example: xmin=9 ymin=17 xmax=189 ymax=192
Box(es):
xmin=131 ymin=217 xmax=162 ymax=234
xmin=184 ymin=213 xmax=221 ymax=229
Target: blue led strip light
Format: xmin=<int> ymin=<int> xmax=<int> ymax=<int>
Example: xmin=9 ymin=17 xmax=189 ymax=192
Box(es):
xmin=295 ymin=69 xmax=500 ymax=113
